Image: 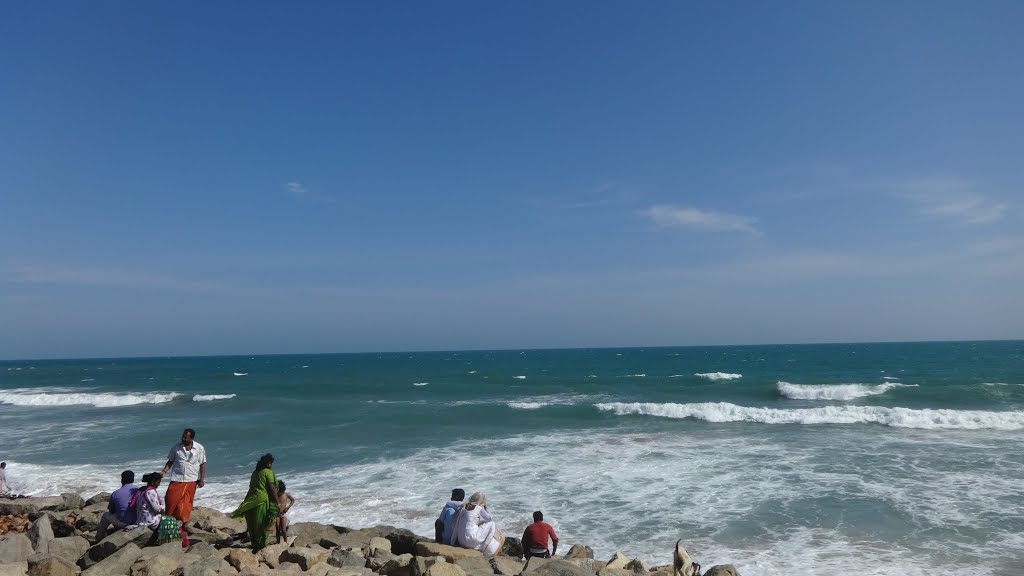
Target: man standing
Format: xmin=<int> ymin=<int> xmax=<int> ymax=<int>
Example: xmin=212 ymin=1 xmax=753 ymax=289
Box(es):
xmin=522 ymin=510 xmax=558 ymax=558
xmin=435 ymin=488 xmax=465 ymax=545
xmin=160 ymin=428 xmax=206 ymax=523
xmin=0 ymin=462 xmax=9 ymax=494
xmin=95 ymin=470 xmax=138 ymax=542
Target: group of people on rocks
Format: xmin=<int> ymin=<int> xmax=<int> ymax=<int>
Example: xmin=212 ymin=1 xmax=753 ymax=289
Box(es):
xmin=434 ymin=488 xmax=559 ymax=559
xmin=92 ymin=428 xmax=295 ymax=554
xmin=94 ymin=427 xmax=208 ymax=547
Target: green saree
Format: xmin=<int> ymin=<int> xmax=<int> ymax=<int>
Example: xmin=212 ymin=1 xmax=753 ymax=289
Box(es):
xmin=229 ymin=467 xmax=277 ymax=551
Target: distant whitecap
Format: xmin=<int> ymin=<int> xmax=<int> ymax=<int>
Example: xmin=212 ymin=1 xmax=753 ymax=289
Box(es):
xmin=695 ymin=372 xmax=742 ymax=381
xmin=233 ymin=372 xmax=248 ymax=376
xmin=513 ymin=375 xmax=526 ymax=379
xmin=193 ymin=394 xmax=237 ymax=402
xmin=413 ymin=382 xmax=429 ymax=386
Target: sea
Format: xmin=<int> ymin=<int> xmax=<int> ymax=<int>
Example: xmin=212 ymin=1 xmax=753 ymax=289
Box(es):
xmin=2 ymin=341 xmax=1023 ymax=576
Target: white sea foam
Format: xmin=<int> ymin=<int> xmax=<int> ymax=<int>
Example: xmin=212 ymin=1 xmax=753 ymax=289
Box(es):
xmin=695 ymin=372 xmax=742 ymax=380
xmin=777 ymin=381 xmax=916 ymax=401
xmin=513 ymin=375 xmax=526 ymax=379
xmin=0 ymin=390 xmax=182 ymax=407
xmin=192 ymin=394 xmax=236 ymax=401
xmin=233 ymin=372 xmax=248 ymax=376
xmin=508 ymin=402 xmax=545 ymax=410
xmin=883 ymin=376 xmax=900 ymax=381
xmin=594 ymin=401 xmax=1024 ymax=430
xmin=412 ymin=382 xmax=429 ymax=386
xmin=624 ymin=374 xmax=646 ymax=377
xmin=80 ymin=378 xmax=95 ymax=382
xmin=668 ymin=374 xmax=685 ymax=378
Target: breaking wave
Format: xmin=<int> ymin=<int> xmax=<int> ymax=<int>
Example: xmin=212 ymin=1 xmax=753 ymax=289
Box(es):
xmin=192 ymin=394 xmax=236 ymax=402
xmin=695 ymin=372 xmax=742 ymax=380
xmin=777 ymin=381 xmax=915 ymax=401
xmin=594 ymin=401 xmax=1024 ymax=430
xmin=0 ymin=391 xmax=183 ymax=408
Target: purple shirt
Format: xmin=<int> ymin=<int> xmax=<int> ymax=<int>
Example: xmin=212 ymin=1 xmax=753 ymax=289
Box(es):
xmin=109 ymin=484 xmax=138 ymax=523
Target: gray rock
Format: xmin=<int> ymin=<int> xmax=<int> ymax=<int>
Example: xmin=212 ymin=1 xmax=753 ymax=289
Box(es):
xmin=562 ymin=545 xmax=593 ymax=560
xmin=137 ymin=542 xmax=185 ymax=562
xmin=564 ymin=559 xmax=604 ymax=573
xmin=624 ymin=558 xmax=648 ymax=573
xmin=85 ymin=493 xmax=111 ymax=506
xmin=292 ymin=522 xmax=347 ymax=548
xmin=425 ymin=563 xmax=466 ymax=576
xmin=0 ymin=534 xmax=35 ymax=563
xmin=597 ymin=568 xmax=634 ymax=576
xmin=327 ymin=548 xmax=367 ymax=569
xmin=86 ymin=526 xmax=151 ymax=563
xmin=368 ymin=547 xmax=396 ymax=571
xmin=225 ymin=548 xmax=259 ymax=570
xmin=502 ymin=537 xmax=523 ymax=559
xmin=181 ymin=526 xmax=232 ymax=547
xmin=256 ymin=541 xmax=291 ymax=568
xmin=180 ymin=554 xmax=231 ymax=576
xmin=0 ymin=497 xmax=65 ymax=515
xmin=82 ymin=542 xmax=142 ymax=576
xmin=604 ymin=553 xmax=629 ymax=570
xmin=27 ymin=553 xmax=76 ymax=576
xmin=521 ymin=557 xmax=553 ymax=573
xmin=60 ymin=494 xmax=86 ymax=511
xmin=0 ymin=562 xmax=28 ymax=576
xmin=491 ymin=557 xmax=525 ymax=576
xmin=131 ymin=553 xmax=184 ymax=576
xmin=27 ymin=516 xmax=54 ymax=555
xmin=702 ymin=565 xmax=740 ymax=576
xmin=414 ymin=542 xmax=484 ymax=562
xmin=73 ymin=511 xmax=103 ymax=533
xmin=379 ymin=553 xmax=414 ymax=576
xmin=412 ymin=555 xmax=447 ymax=576
xmin=281 ymin=547 xmax=328 ymax=571
xmin=453 ymin=557 xmax=492 ymax=574
xmin=529 ymin=559 xmax=595 ymax=576
xmin=181 ymin=540 xmax=220 ymax=561
xmin=369 ymin=536 xmax=392 ymax=554
xmin=82 ymin=502 xmax=108 ymax=515
xmin=34 ymin=512 xmax=76 ymax=538
xmin=186 ymin=506 xmax=245 ymax=535
xmin=48 ymin=536 xmax=89 ymax=566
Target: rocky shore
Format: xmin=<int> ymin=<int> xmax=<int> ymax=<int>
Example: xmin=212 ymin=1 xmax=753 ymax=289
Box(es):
xmin=0 ymin=494 xmax=740 ymax=576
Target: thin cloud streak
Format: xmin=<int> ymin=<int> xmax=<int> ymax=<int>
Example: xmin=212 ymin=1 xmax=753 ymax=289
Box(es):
xmin=893 ymin=177 xmax=1007 ymax=225
xmin=640 ymin=205 xmax=762 ymax=237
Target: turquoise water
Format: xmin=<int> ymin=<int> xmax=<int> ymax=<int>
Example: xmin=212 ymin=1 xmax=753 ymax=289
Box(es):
xmin=2 ymin=341 xmax=1023 ymax=575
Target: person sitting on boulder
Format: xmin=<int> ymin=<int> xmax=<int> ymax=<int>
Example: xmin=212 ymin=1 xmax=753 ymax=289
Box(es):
xmin=126 ymin=472 xmax=165 ymax=531
xmin=452 ymin=491 xmax=504 ymax=557
xmin=435 ymin=488 xmax=465 ymax=545
xmin=522 ymin=510 xmax=558 ymax=559
xmin=95 ymin=470 xmax=138 ymax=542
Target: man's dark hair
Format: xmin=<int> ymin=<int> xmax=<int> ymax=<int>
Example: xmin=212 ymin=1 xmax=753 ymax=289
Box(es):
xmin=451 ymin=488 xmax=465 ymax=501
xmin=533 ymin=510 xmax=543 ymax=522
xmin=0 ymin=462 xmax=5 ymax=468
xmin=121 ymin=470 xmax=135 ymax=484
xmin=184 ymin=428 xmax=196 ymax=439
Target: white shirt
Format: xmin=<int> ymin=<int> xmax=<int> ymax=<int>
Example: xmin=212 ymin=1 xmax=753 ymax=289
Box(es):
xmin=166 ymin=441 xmax=206 ymax=482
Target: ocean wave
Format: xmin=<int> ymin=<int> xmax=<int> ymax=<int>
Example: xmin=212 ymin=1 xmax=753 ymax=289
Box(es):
xmin=513 ymin=375 xmax=526 ymax=380
xmin=882 ymin=376 xmax=900 ymax=381
xmin=777 ymin=381 xmax=916 ymax=401
xmin=508 ymin=402 xmax=546 ymax=410
xmin=233 ymin=372 xmax=248 ymax=376
xmin=594 ymin=401 xmax=1024 ymax=430
xmin=0 ymin=391 xmax=183 ymax=408
xmin=695 ymin=372 xmax=742 ymax=380
xmin=412 ymin=382 xmax=429 ymax=386
xmin=192 ymin=394 xmax=237 ymax=402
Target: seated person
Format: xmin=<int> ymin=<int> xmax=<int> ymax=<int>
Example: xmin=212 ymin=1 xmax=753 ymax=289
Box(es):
xmin=126 ymin=472 xmax=164 ymax=530
xmin=452 ymin=491 xmax=504 ymax=557
xmin=522 ymin=510 xmax=558 ymax=559
xmin=95 ymin=470 xmax=138 ymax=542
xmin=435 ymin=488 xmax=465 ymax=545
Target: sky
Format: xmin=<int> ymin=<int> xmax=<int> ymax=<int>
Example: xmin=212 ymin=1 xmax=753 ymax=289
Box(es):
xmin=2 ymin=1 xmax=1022 ymax=359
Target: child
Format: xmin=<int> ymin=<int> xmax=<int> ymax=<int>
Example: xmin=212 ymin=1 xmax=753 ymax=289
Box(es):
xmin=275 ymin=480 xmax=296 ymax=544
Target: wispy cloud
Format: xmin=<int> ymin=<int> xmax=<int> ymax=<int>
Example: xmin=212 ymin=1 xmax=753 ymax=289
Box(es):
xmin=283 ymin=181 xmax=337 ymax=204
xmin=640 ymin=205 xmax=761 ymax=237
xmin=894 ymin=177 xmax=1007 ymax=225
xmin=285 ymin=181 xmax=307 ymax=197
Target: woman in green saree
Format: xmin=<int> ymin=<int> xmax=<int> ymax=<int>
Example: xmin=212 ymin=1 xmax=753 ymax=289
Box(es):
xmin=229 ymin=453 xmax=280 ymax=551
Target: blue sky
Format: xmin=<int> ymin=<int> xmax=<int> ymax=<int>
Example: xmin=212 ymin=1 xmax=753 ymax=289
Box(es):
xmin=2 ymin=1 xmax=1022 ymax=359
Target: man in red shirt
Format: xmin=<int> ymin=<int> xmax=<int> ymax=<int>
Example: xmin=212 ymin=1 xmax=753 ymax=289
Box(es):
xmin=522 ymin=510 xmax=558 ymax=558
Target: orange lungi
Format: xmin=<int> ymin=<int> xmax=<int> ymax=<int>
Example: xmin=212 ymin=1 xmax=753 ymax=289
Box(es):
xmin=165 ymin=481 xmax=197 ymax=523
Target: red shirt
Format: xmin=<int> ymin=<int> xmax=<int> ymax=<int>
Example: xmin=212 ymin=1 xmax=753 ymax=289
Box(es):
xmin=523 ymin=521 xmax=558 ymax=550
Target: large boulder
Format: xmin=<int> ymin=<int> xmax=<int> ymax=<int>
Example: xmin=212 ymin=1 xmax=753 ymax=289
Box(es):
xmin=453 ymin=556 xmax=492 ymax=574
xmin=597 ymin=568 xmax=634 ymax=576
xmin=703 ymin=565 xmax=740 ymax=576
xmin=27 ymin=516 xmax=54 ymax=554
xmin=562 ymin=545 xmax=593 ymax=560
xmin=48 ymin=536 xmax=89 ymax=566
xmin=226 ymin=548 xmax=259 ymax=570
xmin=502 ymin=537 xmax=523 ymax=559
xmin=624 ymin=558 xmax=648 ymax=573
xmin=414 ymin=542 xmax=484 ymax=562
xmin=86 ymin=527 xmax=151 ymax=563
xmin=369 ymin=537 xmax=392 ymax=554
xmin=425 ymin=563 xmax=466 ymax=576
xmin=82 ymin=542 xmax=142 ymax=576
xmin=491 ymin=557 xmax=525 ymax=576
xmin=131 ymin=553 xmax=185 ymax=576
xmin=368 ymin=548 xmax=396 ymax=571
xmin=327 ymin=548 xmax=367 ymax=569
xmin=257 ymin=541 xmax=291 ymax=568
xmin=187 ymin=507 xmax=245 ymax=535
xmin=0 ymin=562 xmax=28 ymax=576
xmin=0 ymin=534 xmax=35 ymax=563
xmin=604 ymin=553 xmax=629 ymax=570
xmin=33 ymin=512 xmax=76 ymax=538
xmin=85 ymin=493 xmax=111 ymax=506
xmin=564 ymin=558 xmax=605 ymax=573
xmin=530 ymin=560 xmax=596 ymax=576
xmin=0 ymin=497 xmax=65 ymax=516
xmin=379 ymin=553 xmax=414 ymax=576
xmin=291 ymin=522 xmax=346 ymax=548
xmin=281 ymin=546 xmax=329 ymax=571
xmin=60 ymin=494 xmax=86 ymax=512
xmin=27 ymin=553 xmax=76 ymax=576
xmin=73 ymin=511 xmax=103 ymax=533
